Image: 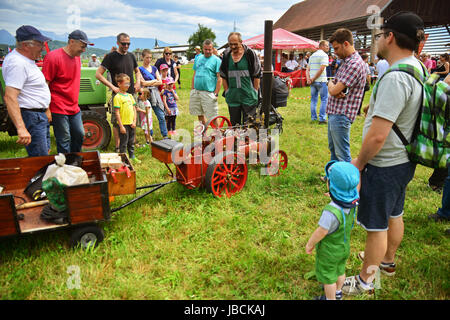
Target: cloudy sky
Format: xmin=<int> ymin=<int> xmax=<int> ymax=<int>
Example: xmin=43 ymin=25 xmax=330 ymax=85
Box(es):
xmin=0 ymin=0 xmax=302 ymax=45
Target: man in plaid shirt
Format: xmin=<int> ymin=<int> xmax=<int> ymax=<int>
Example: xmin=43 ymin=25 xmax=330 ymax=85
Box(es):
xmin=326 ymin=28 xmax=367 ymax=163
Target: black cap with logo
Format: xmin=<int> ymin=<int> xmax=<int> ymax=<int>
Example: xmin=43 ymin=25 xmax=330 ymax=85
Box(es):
xmin=381 ymin=12 xmax=424 ymax=41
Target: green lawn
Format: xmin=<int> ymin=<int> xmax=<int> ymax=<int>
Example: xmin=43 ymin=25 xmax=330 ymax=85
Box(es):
xmin=0 ymin=65 xmax=448 ymax=300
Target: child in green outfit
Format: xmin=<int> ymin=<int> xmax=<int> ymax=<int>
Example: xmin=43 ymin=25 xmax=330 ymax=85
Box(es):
xmin=306 ymin=161 xmax=360 ymax=300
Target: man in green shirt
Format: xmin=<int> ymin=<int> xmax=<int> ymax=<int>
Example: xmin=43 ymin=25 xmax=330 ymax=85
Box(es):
xmin=220 ymin=32 xmax=261 ymax=126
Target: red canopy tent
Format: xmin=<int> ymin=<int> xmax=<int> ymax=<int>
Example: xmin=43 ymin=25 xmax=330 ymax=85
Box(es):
xmin=243 ymin=28 xmax=320 ymax=87
xmin=244 ymin=28 xmax=319 ymax=50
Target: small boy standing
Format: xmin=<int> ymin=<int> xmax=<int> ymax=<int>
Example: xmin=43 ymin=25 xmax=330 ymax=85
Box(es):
xmin=306 ymin=161 xmax=360 ymax=300
xmin=113 ymin=73 xmax=140 ymax=163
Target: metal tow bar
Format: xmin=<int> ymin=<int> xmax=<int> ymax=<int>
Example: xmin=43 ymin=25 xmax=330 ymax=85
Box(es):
xmin=110 ymin=179 xmax=177 ymax=213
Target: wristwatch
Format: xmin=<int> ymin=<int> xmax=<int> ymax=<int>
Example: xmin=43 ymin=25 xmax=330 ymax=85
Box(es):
xmin=214 ymin=92 xmax=219 ymax=97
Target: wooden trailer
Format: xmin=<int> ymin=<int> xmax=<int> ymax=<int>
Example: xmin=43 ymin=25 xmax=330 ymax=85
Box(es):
xmin=0 ymin=151 xmax=110 ymax=248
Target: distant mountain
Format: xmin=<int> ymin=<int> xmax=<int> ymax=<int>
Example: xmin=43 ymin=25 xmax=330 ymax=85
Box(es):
xmin=87 ymin=36 xmax=176 ymax=51
xmin=0 ymin=29 xmax=15 ymax=45
xmin=41 ymin=30 xmax=68 ymax=42
xmin=0 ymin=29 xmax=176 ymax=51
xmin=47 ymin=40 xmax=108 ymax=58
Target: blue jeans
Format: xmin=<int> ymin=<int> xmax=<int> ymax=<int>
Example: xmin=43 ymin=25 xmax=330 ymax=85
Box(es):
xmin=21 ymin=109 xmax=50 ymax=157
xmin=310 ymin=82 xmax=328 ymax=122
xmin=327 ymin=114 xmax=352 ymax=162
xmin=437 ymin=166 xmax=450 ymax=219
xmin=151 ymin=105 xmax=168 ymax=138
xmin=51 ymin=111 xmax=85 ymax=154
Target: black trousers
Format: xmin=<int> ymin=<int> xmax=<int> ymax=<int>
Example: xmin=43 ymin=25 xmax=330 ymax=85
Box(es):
xmin=228 ymin=105 xmax=257 ymax=126
xmin=166 ymin=115 xmax=177 ymax=131
xmin=119 ymin=125 xmax=135 ymax=158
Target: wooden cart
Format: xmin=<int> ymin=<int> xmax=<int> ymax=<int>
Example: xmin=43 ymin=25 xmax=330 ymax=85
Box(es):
xmin=0 ymin=151 xmax=110 ymax=248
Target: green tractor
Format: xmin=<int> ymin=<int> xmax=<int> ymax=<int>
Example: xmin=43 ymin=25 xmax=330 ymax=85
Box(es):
xmin=0 ymin=65 xmax=112 ymax=151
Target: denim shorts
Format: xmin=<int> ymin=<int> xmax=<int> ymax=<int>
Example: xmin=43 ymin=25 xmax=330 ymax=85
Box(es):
xmin=357 ymin=162 xmax=416 ymax=231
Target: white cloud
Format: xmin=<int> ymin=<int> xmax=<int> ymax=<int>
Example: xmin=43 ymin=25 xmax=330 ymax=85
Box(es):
xmin=0 ymin=0 xmax=300 ymax=45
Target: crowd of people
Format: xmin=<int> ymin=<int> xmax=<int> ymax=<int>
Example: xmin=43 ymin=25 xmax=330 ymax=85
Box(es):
xmin=2 ymin=11 xmax=449 ymax=301
xmin=281 ymin=46 xmax=395 ymax=88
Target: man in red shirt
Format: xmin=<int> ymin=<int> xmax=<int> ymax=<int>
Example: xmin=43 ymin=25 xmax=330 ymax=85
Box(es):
xmin=42 ymin=30 xmax=93 ymax=153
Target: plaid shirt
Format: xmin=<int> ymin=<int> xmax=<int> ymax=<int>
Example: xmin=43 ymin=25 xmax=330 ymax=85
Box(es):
xmin=327 ymin=52 xmax=367 ymax=122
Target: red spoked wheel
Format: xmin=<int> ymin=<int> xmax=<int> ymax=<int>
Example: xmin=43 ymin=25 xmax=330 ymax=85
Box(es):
xmin=205 ymin=152 xmax=248 ymax=198
xmin=265 ymin=150 xmax=288 ymax=176
xmin=203 ymin=116 xmax=232 ymax=138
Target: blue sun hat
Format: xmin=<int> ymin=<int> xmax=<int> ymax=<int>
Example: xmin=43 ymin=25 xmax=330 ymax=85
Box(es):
xmin=324 ymin=160 xmax=360 ymax=204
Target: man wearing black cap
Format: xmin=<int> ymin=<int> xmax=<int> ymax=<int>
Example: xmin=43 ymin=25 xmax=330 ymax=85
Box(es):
xmin=42 ymin=30 xmax=93 ymax=154
xmin=2 ymin=25 xmax=52 ymax=156
xmin=343 ymin=12 xmax=426 ymax=296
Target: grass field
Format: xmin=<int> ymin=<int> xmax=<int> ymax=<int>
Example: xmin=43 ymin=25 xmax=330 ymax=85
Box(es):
xmin=0 ymin=65 xmax=448 ymax=300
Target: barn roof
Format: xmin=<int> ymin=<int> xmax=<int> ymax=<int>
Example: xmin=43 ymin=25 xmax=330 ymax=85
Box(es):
xmin=274 ymin=0 xmax=392 ymax=33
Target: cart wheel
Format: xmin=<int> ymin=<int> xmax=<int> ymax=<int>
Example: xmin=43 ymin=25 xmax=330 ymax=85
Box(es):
xmin=205 ymin=152 xmax=248 ymax=198
xmin=70 ymin=225 xmax=104 ymax=249
xmin=265 ymin=150 xmax=288 ymax=176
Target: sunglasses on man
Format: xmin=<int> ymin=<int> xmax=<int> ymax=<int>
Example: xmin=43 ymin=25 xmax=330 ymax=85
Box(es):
xmin=164 ymin=52 xmax=172 ymax=55
xmin=120 ymin=42 xmax=131 ymax=47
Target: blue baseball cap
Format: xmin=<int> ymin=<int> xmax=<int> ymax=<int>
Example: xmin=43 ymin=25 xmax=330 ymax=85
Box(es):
xmin=325 ymin=161 xmax=360 ymax=204
xmin=68 ymin=30 xmax=94 ymax=46
xmin=16 ymin=25 xmax=51 ymax=42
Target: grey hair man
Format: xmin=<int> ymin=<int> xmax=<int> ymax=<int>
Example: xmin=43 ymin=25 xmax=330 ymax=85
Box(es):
xmin=2 ymin=25 xmax=52 ymax=156
xmin=219 ymin=32 xmax=261 ymax=126
xmin=42 ymin=30 xmax=94 ymax=154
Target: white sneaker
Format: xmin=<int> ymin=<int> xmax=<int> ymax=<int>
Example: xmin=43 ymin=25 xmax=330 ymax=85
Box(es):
xmin=342 ymin=275 xmax=374 ymax=296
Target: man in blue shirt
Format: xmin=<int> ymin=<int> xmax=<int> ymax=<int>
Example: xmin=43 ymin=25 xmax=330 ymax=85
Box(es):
xmin=189 ymin=39 xmax=222 ymax=126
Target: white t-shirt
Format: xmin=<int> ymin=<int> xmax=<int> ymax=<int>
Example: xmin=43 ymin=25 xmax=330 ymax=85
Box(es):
xmin=88 ymin=59 xmax=101 ymax=68
xmin=285 ymin=59 xmax=298 ymax=71
xmin=363 ymin=56 xmax=422 ymax=167
xmin=298 ymin=58 xmax=308 ymax=69
xmin=2 ymin=49 xmax=50 ymax=110
xmin=308 ymin=50 xmax=329 ymax=82
xmin=376 ymin=59 xmax=389 ymax=78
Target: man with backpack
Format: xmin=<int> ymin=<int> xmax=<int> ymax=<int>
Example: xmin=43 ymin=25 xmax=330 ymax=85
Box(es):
xmin=342 ymin=12 xmax=427 ymax=295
